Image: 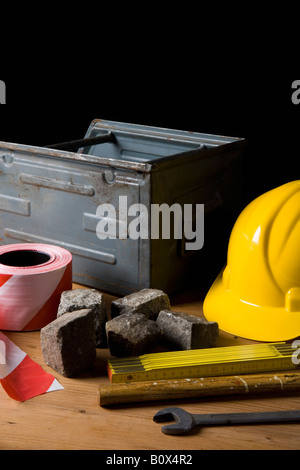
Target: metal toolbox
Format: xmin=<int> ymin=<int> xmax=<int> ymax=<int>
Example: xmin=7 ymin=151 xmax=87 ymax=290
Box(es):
xmin=0 ymin=119 xmax=245 ymax=295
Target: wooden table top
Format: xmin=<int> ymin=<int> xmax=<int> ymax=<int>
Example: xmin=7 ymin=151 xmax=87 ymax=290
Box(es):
xmin=1 ymin=283 xmax=300 ymax=451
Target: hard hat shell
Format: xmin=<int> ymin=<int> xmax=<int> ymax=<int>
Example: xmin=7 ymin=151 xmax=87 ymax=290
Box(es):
xmin=203 ymin=180 xmax=300 ymax=341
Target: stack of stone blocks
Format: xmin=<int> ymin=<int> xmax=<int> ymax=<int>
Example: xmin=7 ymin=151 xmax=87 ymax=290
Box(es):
xmin=40 ymin=288 xmax=219 ymax=377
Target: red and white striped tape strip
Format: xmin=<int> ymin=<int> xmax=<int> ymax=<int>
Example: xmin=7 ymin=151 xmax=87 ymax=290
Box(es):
xmin=0 ymin=332 xmax=64 ymax=401
xmin=0 ymin=243 xmax=73 ymax=400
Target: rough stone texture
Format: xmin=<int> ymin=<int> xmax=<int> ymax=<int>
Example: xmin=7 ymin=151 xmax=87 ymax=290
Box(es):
xmin=40 ymin=309 xmax=96 ymax=377
xmin=105 ymin=313 xmax=163 ymax=357
xmin=110 ymin=288 xmax=171 ymax=321
xmin=157 ymin=310 xmax=219 ymax=350
xmin=57 ymin=288 xmax=107 ymax=348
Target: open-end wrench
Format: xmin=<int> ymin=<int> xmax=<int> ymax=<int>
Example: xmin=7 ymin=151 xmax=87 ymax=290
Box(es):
xmin=153 ymin=406 xmax=300 ymax=435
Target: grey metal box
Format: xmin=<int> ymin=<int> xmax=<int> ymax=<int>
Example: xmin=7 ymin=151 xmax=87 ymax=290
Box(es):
xmin=0 ymin=119 xmax=245 ymax=295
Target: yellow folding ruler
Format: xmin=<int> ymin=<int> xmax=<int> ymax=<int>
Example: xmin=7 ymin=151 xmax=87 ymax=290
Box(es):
xmin=107 ymin=343 xmax=299 ymax=383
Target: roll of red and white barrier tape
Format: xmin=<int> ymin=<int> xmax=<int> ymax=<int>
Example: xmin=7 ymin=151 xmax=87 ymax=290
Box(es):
xmin=0 ymin=243 xmax=72 ymax=400
xmin=0 ymin=243 xmax=72 ymax=331
xmin=0 ymin=331 xmax=64 ymax=401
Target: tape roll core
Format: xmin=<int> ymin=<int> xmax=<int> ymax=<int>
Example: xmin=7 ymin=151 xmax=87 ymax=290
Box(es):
xmin=0 ymin=243 xmax=72 ymax=331
xmin=0 ymin=250 xmax=52 ymax=267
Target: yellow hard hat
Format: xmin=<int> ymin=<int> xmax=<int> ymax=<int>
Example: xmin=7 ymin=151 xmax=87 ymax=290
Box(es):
xmin=203 ymin=180 xmax=300 ymax=341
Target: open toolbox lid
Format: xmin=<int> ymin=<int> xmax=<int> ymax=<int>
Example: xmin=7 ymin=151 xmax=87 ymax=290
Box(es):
xmin=81 ymin=119 xmax=245 ymax=164
xmin=47 ymin=119 xmax=245 ymax=166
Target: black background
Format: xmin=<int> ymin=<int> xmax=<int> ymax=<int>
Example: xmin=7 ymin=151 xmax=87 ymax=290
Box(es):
xmin=0 ymin=14 xmax=299 ymax=212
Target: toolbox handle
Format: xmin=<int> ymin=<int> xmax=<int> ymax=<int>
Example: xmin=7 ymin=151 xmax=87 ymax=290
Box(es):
xmin=46 ymin=131 xmax=115 ymax=152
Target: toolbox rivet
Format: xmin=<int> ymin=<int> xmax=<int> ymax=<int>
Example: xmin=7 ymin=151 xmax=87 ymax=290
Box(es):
xmin=2 ymin=153 xmax=14 ymax=166
xmin=104 ymin=169 xmax=115 ymax=184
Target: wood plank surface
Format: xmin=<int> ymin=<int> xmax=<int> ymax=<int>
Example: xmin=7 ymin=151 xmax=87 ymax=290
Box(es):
xmin=0 ymin=284 xmax=300 ymax=450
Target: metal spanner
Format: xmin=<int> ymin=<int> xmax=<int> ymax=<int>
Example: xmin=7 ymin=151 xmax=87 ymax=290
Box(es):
xmin=153 ymin=406 xmax=300 ymax=435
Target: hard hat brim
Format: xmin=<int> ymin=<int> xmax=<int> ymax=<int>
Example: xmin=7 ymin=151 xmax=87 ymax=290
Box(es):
xmin=203 ymin=268 xmax=300 ymax=342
